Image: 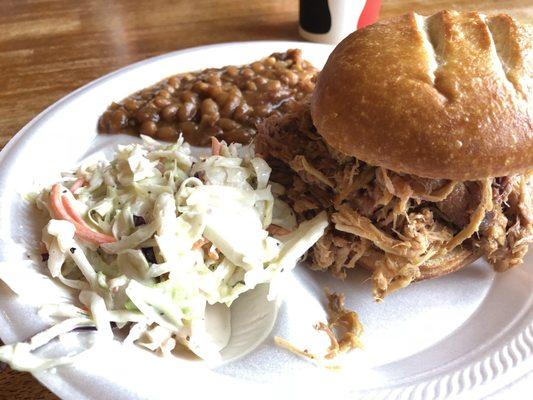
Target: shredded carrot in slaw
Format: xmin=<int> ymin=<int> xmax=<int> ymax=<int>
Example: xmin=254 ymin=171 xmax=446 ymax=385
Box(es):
xmin=210 ymin=137 xmax=221 ymax=156
xmin=61 ymin=195 xmax=86 ymax=225
xmin=50 ymin=184 xmax=116 ymax=245
xmin=192 ymin=237 xmax=219 ymax=260
xmin=69 ymin=178 xmax=86 ymax=194
xmin=267 ymin=224 xmax=292 ymax=236
xmin=192 ymin=237 xmax=208 ymax=250
xmin=207 ymin=245 xmax=219 ymax=260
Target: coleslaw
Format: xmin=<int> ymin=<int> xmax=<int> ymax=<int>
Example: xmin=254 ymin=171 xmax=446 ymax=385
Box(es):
xmin=0 ymin=136 xmax=328 ymax=371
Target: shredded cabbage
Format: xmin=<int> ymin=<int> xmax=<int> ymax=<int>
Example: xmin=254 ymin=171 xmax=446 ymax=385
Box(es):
xmin=0 ymin=136 xmax=327 ymax=371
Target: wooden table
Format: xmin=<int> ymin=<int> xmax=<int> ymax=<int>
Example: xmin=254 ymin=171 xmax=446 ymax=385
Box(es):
xmin=0 ymin=1 xmax=530 ymax=398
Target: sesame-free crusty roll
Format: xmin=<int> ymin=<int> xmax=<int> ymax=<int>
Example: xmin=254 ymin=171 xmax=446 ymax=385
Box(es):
xmin=312 ymin=11 xmax=532 ymax=181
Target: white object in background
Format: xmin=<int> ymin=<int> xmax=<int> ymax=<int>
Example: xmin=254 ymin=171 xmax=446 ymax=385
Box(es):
xmin=299 ymin=0 xmax=376 ymax=44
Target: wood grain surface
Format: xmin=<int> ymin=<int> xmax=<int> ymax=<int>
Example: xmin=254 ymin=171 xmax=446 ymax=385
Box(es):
xmin=0 ymin=1 xmax=531 ymax=399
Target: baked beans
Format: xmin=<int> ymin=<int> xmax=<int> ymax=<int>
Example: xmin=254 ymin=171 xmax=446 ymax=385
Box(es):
xmin=98 ymin=49 xmax=317 ymax=146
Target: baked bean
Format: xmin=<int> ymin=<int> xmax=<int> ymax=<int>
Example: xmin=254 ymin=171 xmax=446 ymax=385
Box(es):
xmin=251 ymin=62 xmax=265 ymax=73
xmin=200 ymin=113 xmax=218 ymax=127
xmin=140 ymin=120 xmax=157 ymax=136
xmin=193 ymin=81 xmax=209 ymax=94
xmin=177 ymin=102 xmax=197 ymax=122
xmin=156 ymin=125 xmax=179 ymax=141
xmin=168 ymin=76 xmax=181 ymax=88
xmin=201 ymin=125 xmax=223 ymax=138
xmin=140 ymin=88 xmax=153 ymax=99
xmin=233 ymin=103 xmax=250 ymax=122
xmin=163 ymin=85 xmax=175 ymax=94
xmin=180 ymin=91 xmax=197 ymax=104
xmin=275 ymin=61 xmax=287 ymax=70
xmin=266 ymin=80 xmax=281 ymax=91
xmin=265 ymin=57 xmax=276 ymax=66
xmin=254 ymin=76 xmax=268 ymax=86
xmin=161 ymin=104 xmax=178 ymax=121
xmin=241 ymin=68 xmax=254 ymax=78
xmin=158 ymin=89 xmax=171 ymax=99
xmin=284 ymin=71 xmax=299 ymax=86
xmin=213 ymin=92 xmax=228 ymax=106
xmin=245 ymin=81 xmax=257 ymax=91
xmin=98 ymin=111 xmax=112 ymax=131
xmin=220 ymin=95 xmax=240 ymax=117
xmin=178 ymin=121 xmax=199 ymax=137
xmin=201 ymin=98 xmax=219 ymax=116
xmin=136 ymin=106 xmax=159 ymax=123
xmin=123 ymin=98 xmax=140 ymax=112
xmin=225 ymin=66 xmax=239 ymax=77
xmin=110 ymin=110 xmax=128 ymax=130
xmin=204 ymin=84 xmax=220 ymax=98
xmin=99 ymin=110 xmax=122 ymax=132
xmin=207 ymin=74 xmax=222 ymax=86
xmin=154 ymin=96 xmax=171 ymax=108
xmin=218 ymin=118 xmax=241 ymax=131
xmin=222 ymin=128 xmax=252 ymax=144
xmin=230 ymin=87 xmax=242 ymax=97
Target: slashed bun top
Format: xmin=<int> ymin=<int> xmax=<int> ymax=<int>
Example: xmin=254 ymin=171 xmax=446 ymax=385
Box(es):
xmin=311 ymin=10 xmax=532 ymax=180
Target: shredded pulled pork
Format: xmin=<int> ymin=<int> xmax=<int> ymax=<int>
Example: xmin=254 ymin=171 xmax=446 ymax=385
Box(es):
xmin=482 ymin=175 xmax=533 ymax=271
xmin=256 ymin=103 xmax=533 ymax=300
xmin=274 ymin=289 xmax=363 ymax=365
xmin=320 ymin=289 xmax=363 ymax=358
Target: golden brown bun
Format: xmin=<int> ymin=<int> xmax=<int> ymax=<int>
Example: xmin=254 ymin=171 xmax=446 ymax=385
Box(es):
xmin=312 ymin=11 xmax=533 ymax=180
xmin=358 ymin=246 xmax=480 ymax=281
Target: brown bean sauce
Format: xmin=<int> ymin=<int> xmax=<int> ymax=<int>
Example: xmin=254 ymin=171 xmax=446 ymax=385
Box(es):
xmin=98 ymin=49 xmax=318 ymax=146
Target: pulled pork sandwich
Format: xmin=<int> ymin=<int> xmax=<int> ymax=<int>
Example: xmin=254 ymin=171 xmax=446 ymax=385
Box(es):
xmin=256 ymin=10 xmax=533 ymax=300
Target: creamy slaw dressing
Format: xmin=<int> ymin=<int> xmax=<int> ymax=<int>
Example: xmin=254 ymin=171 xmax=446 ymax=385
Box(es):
xmin=0 ymin=136 xmax=328 ymax=371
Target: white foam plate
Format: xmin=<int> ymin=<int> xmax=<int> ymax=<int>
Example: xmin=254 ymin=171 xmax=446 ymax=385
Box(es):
xmin=0 ymin=41 xmax=531 ymax=400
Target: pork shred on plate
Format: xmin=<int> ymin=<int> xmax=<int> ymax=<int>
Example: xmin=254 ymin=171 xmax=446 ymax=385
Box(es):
xmin=255 ymin=103 xmax=533 ymax=300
